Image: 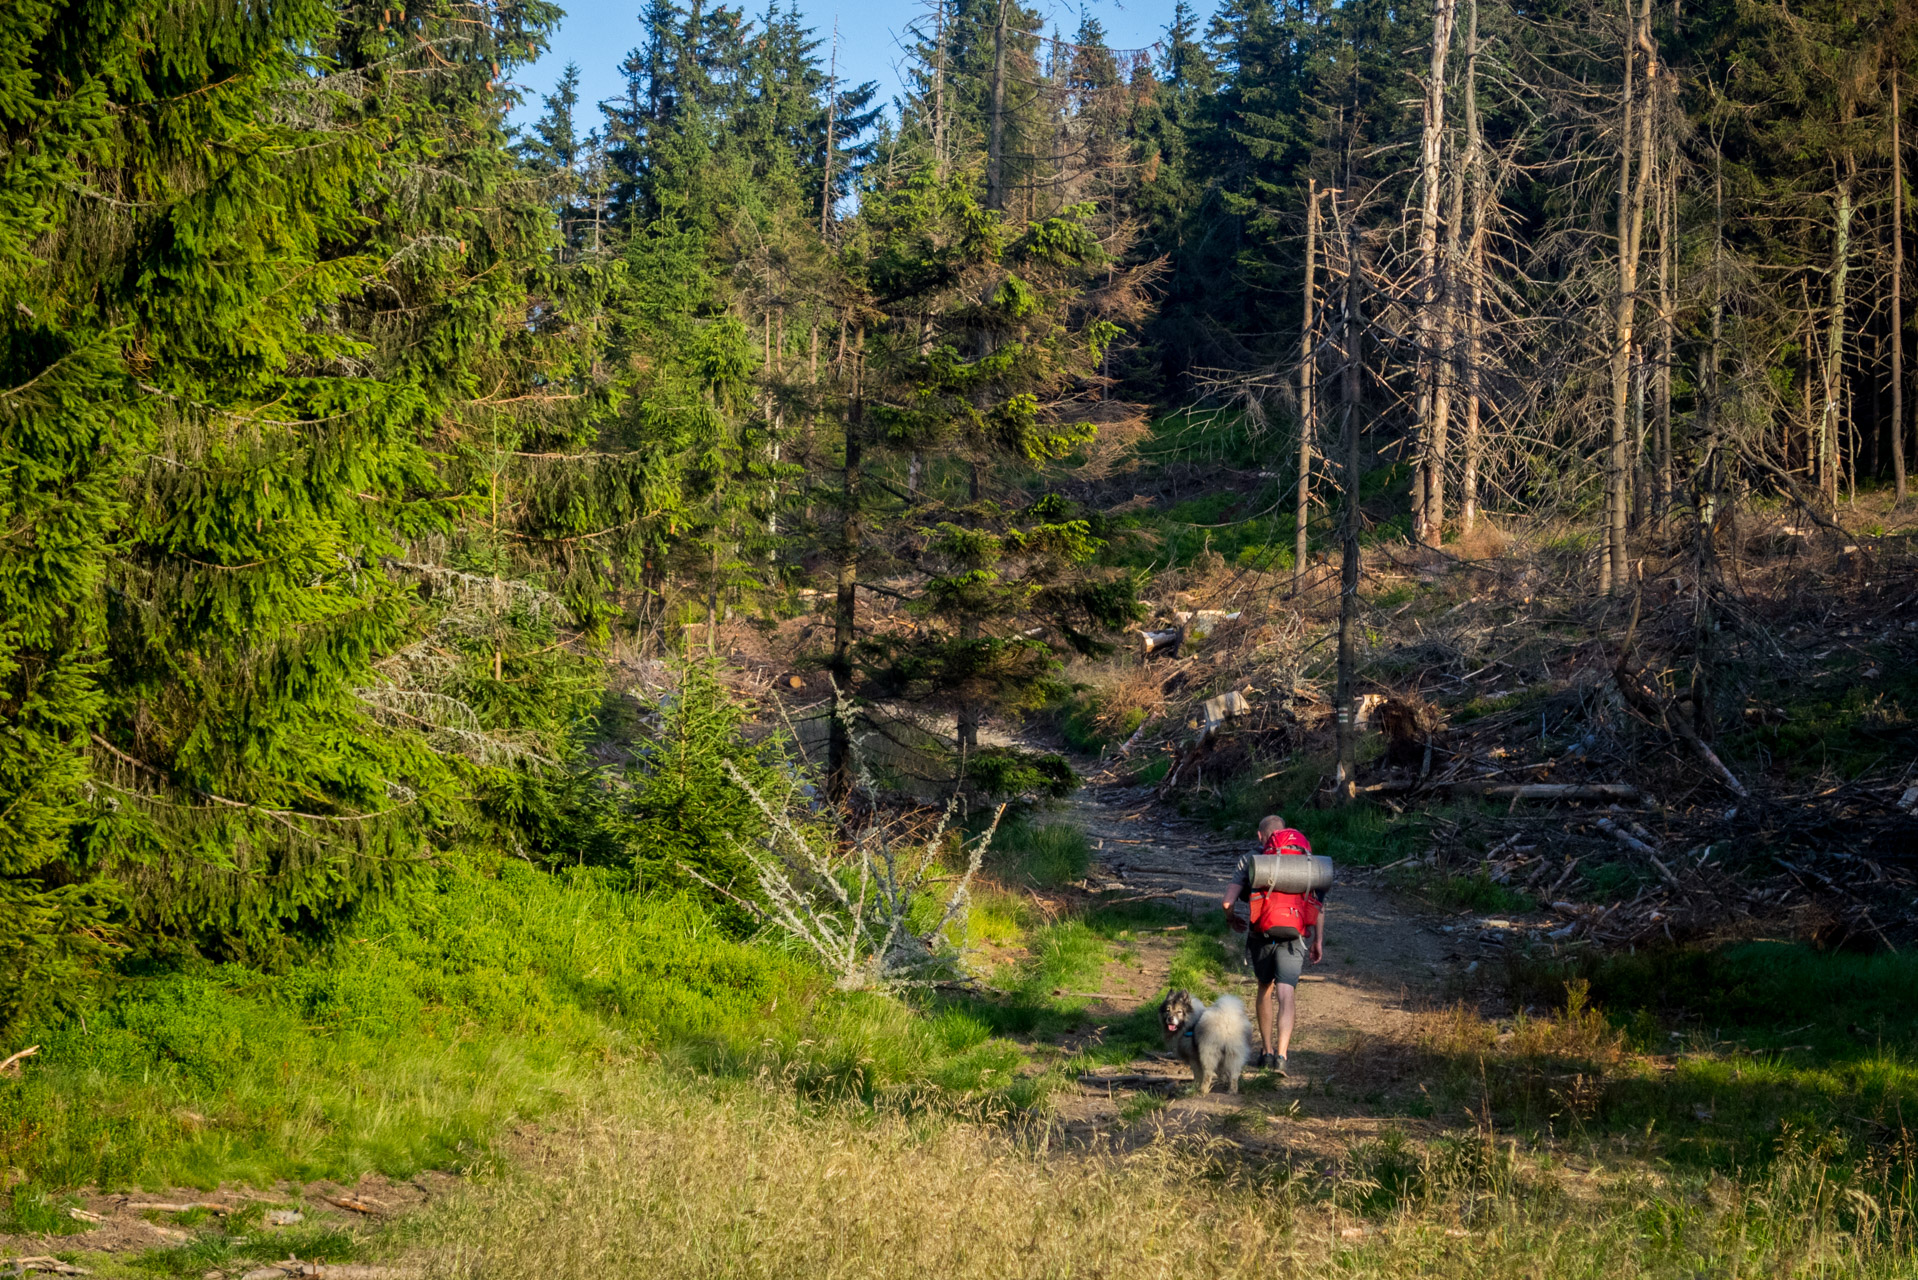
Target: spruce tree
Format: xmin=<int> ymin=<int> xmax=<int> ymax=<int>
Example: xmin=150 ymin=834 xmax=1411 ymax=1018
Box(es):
xmin=838 ymin=172 xmax=1146 ymax=790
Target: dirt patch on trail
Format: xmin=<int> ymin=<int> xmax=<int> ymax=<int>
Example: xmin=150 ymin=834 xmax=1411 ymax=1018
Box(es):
xmin=0 ymin=1170 xmax=457 ymax=1261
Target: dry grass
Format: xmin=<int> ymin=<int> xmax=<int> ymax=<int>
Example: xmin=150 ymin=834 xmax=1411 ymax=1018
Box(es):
xmin=404 ymin=1065 xmax=1909 ymax=1280
xmin=1084 ymin=661 xmax=1169 ymax=735
xmin=1451 ymin=516 xmax=1511 ymax=560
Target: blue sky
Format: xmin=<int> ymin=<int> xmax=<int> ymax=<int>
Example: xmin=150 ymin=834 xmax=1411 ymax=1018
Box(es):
xmin=508 ymin=0 xmax=1194 ymax=128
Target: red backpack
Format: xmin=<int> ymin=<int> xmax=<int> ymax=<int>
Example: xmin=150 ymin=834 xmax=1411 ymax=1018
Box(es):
xmin=1249 ymin=828 xmax=1319 ymax=940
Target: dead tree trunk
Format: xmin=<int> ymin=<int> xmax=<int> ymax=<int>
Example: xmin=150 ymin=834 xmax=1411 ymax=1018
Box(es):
xmin=1295 ymin=179 xmax=1319 ymax=591
xmin=1459 ymin=0 xmax=1487 ymax=536
xmin=1893 ymin=63 xmax=1907 ymax=503
xmin=1821 ymin=175 xmax=1854 ymax=508
xmin=1691 ymin=137 xmax=1728 ymax=749
xmin=932 ymin=0 xmax=949 ymax=179
xmin=1605 ymin=0 xmax=1655 ymax=593
xmin=985 ymin=0 xmax=1008 ymax=212
xmin=829 ymin=328 xmax=865 ymax=800
xmin=1336 ymin=201 xmax=1366 ymax=802
xmin=1656 ymin=146 xmax=1675 ymax=528
xmin=1413 ymin=0 xmax=1459 ymax=546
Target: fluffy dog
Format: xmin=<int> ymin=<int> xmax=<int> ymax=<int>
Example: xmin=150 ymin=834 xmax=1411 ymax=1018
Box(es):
xmin=1159 ymin=989 xmax=1253 ymax=1094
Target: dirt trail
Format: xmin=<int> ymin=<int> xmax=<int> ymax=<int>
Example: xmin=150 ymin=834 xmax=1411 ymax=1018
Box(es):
xmin=1044 ymin=772 xmax=1454 ymax=1135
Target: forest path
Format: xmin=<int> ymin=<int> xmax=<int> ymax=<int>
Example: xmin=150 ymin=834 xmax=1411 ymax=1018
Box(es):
xmin=1038 ymin=768 xmax=1453 ymax=1137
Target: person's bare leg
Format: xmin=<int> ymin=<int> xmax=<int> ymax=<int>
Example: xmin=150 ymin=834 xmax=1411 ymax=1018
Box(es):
xmin=1276 ymin=983 xmax=1298 ymax=1059
xmin=1256 ymin=979 xmax=1277 ymax=1055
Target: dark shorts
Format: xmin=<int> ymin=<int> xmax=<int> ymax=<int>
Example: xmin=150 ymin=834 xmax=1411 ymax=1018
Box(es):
xmin=1248 ymin=932 xmax=1306 ymax=987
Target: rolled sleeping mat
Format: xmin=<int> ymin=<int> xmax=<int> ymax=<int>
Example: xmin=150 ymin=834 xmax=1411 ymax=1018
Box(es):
xmin=1247 ymin=853 xmax=1336 ymax=895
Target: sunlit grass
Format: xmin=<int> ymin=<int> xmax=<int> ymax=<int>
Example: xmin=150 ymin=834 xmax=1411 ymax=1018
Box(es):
xmin=397 ymin=1063 xmax=1917 ymax=1280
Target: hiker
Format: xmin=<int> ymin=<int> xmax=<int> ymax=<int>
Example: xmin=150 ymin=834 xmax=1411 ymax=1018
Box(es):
xmin=1220 ymin=814 xmax=1325 ymax=1077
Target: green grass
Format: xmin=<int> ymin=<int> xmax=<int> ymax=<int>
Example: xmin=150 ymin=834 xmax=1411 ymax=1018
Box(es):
xmin=0 ymin=859 xmax=998 ymax=1190
xmin=1459 ymin=946 xmax=1918 ymax=1199
xmin=128 ymin=1209 xmax=362 ymax=1277
xmin=1196 ymin=752 xmax=1430 ymax=866
xmin=1 ymin=1182 xmax=91 ymax=1235
xmin=1557 ymin=940 xmax=1918 ymax=1057
xmin=984 ymin=819 xmax=1093 ymax=887
xmin=1054 ymin=685 xmax=1147 ymax=754
xmin=1735 ymin=656 xmax=1918 ymax=779
xmin=1416 ymin=869 xmax=1538 ymax=915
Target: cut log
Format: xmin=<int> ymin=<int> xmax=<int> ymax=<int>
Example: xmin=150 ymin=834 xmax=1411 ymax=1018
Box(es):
xmin=1471 ymin=783 xmax=1639 ymax=802
xmin=1201 ymin=689 xmax=1253 ymax=741
xmin=1139 ymin=627 xmax=1183 ymax=657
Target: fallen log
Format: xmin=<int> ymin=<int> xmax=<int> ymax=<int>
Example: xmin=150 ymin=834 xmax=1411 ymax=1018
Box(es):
xmin=125 ymin=1202 xmax=233 ymax=1214
xmin=1139 ymin=627 xmax=1182 ymax=657
xmin=1595 ymin=817 xmax=1659 ymax=857
xmin=3 ymin=1259 xmax=91 ymax=1276
xmin=1471 ymin=783 xmax=1640 ymax=802
xmin=0 ymin=1045 xmax=39 ymax=1074
xmin=1365 ymin=780 xmax=1638 ymax=801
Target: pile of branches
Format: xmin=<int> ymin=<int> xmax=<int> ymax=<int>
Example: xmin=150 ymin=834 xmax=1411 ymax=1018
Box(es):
xmin=1450 ymin=781 xmax=1918 ymax=952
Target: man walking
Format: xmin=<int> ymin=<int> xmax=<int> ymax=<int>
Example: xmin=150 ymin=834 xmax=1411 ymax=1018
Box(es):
xmin=1221 ymin=814 xmax=1325 ymax=1076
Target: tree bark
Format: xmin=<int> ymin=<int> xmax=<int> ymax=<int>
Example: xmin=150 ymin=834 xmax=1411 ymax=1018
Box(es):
xmin=932 ymin=0 xmax=949 ymax=180
xmin=1656 ymin=150 xmax=1675 ymax=528
xmin=1690 ymin=138 xmax=1728 ymax=749
xmin=1459 ymin=0 xmax=1486 ymax=536
xmin=820 ymin=26 xmax=838 ymax=235
xmin=986 ymin=0 xmax=1008 ymax=212
xmin=1295 ymin=179 xmax=1319 ymax=591
xmin=1413 ymin=0 xmax=1458 ymax=546
xmin=1894 ymin=63 xmax=1908 ymax=503
xmin=1605 ymin=0 xmax=1655 ymax=593
xmin=1336 ymin=201 xmax=1365 ymax=802
xmin=1821 ymin=177 xmax=1854 ymax=508
xmin=829 ymin=328 xmax=865 ymax=800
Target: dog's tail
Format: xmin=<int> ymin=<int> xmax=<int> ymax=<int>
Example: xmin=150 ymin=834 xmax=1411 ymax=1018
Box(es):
xmin=1209 ymin=993 xmax=1250 ymax=1028
xmin=1208 ymin=994 xmax=1254 ymax=1077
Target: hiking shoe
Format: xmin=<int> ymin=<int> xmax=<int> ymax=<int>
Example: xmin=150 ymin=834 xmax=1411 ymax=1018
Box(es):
xmin=1257 ymin=1050 xmax=1275 ymax=1070
xmin=1274 ymin=1055 xmax=1289 ymax=1078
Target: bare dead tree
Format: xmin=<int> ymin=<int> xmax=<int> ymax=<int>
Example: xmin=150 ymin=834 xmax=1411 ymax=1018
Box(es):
xmin=1605 ymin=0 xmax=1658 ymax=593
xmin=1296 ymin=178 xmax=1321 ymax=589
xmin=1891 ymin=57 xmax=1910 ymax=502
xmin=1413 ymin=0 xmax=1461 ymax=546
xmin=1334 ymin=191 xmax=1367 ymax=802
